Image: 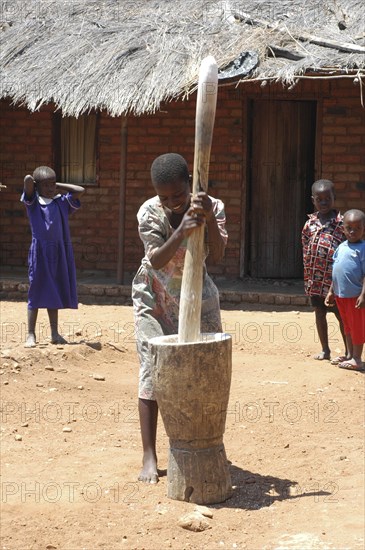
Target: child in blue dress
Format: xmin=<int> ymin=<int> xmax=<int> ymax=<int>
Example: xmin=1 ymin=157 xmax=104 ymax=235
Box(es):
xmin=21 ymin=166 xmax=85 ymax=347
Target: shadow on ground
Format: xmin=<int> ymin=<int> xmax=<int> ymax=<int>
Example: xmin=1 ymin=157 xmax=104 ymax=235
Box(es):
xmin=213 ymin=464 xmax=331 ymax=510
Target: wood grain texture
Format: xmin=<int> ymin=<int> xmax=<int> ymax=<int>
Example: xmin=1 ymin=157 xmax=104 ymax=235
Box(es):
xmin=178 ymin=56 xmax=218 ymax=343
xmin=150 ymin=333 xmax=232 ymax=503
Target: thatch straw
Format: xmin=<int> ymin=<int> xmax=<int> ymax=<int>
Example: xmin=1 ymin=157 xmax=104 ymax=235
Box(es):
xmin=1 ymin=0 xmax=364 ymax=116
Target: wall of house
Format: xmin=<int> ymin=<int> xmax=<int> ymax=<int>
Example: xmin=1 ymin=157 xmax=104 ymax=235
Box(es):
xmin=124 ymin=93 xmax=243 ymax=278
xmin=0 ymin=104 xmax=54 ymax=270
xmin=0 ymin=77 xmax=364 ymax=281
xmin=320 ymin=79 xmax=365 ymax=206
xmin=240 ymin=77 xmax=365 ymax=207
xmin=0 ymin=104 xmax=122 ymax=276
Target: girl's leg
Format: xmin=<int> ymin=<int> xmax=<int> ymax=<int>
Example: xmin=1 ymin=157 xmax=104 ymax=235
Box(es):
xmin=337 ymin=298 xmax=364 ymax=370
xmin=25 ymin=308 xmax=38 ymax=347
xmin=313 ymin=307 xmax=331 ymax=360
xmin=339 ymin=337 xmax=363 ymax=370
xmin=333 ymin=309 xmax=350 ymax=359
xmin=138 ymin=398 xmax=159 ymax=484
xmin=338 ymin=335 xmax=364 ymax=370
xmin=47 ymin=309 xmax=67 ymax=344
xmin=344 ymin=333 xmax=353 ymax=360
xmin=352 ymin=343 xmax=364 ymax=368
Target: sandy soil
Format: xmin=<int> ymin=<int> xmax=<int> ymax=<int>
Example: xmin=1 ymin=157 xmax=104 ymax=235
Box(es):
xmin=1 ymin=300 xmax=364 ymax=550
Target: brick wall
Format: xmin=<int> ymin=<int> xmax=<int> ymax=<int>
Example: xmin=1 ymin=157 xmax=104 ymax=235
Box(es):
xmin=74 ymin=114 xmax=121 ymax=274
xmin=321 ymin=79 xmax=365 ymax=210
xmin=0 ymin=103 xmax=54 ymax=268
xmin=124 ymin=93 xmax=243 ymax=277
xmin=1 ymin=77 xmax=364 ymax=281
xmin=0 ymin=104 xmax=123 ymax=276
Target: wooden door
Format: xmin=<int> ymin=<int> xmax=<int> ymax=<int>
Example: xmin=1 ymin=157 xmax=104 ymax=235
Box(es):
xmin=248 ymin=99 xmax=316 ymax=278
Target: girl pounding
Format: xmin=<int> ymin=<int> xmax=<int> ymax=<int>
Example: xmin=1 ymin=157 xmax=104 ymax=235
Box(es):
xmin=132 ymin=153 xmax=228 ymax=483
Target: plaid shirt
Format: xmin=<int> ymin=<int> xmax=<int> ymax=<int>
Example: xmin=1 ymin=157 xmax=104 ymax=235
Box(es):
xmin=302 ymin=211 xmax=344 ymax=297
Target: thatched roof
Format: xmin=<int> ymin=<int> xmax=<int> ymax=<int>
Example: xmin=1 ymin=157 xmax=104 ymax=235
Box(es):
xmin=1 ymin=0 xmax=364 ymax=116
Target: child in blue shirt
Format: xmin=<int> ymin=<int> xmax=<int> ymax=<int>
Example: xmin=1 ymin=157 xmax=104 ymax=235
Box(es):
xmin=325 ymin=209 xmax=365 ymax=371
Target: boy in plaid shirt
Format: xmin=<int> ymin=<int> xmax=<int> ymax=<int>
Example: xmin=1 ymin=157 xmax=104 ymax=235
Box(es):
xmin=302 ymin=179 xmax=348 ymax=362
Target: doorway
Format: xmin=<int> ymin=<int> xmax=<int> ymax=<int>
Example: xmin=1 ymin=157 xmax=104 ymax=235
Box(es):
xmin=247 ymin=99 xmax=316 ymax=278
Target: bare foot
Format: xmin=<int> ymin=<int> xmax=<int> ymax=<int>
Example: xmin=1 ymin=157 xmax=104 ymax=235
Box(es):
xmin=338 ymin=359 xmax=365 ymax=372
xmin=24 ymin=333 xmax=36 ymax=348
xmin=138 ymin=456 xmax=159 ymax=484
xmin=313 ymin=351 xmax=330 ymax=360
xmin=51 ymin=334 xmax=67 ymax=345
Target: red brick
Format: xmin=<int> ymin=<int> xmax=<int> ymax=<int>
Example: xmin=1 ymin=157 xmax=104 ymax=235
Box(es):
xmin=336 ymin=155 xmax=361 ymax=163
xmin=348 ymin=126 xmax=365 ymax=135
xmin=322 ymin=136 xmax=335 ymax=144
xmin=335 ymin=135 xmax=362 ymax=145
xmin=323 ymin=145 xmax=348 ymax=155
xmin=323 ymin=126 xmax=347 ymax=135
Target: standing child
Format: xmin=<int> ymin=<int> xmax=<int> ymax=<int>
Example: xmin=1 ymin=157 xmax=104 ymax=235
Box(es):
xmin=21 ymin=166 xmax=85 ymax=347
xmin=325 ymin=209 xmax=365 ymax=371
xmin=132 ymin=153 xmax=227 ymax=484
xmin=302 ymin=179 xmax=348 ymax=362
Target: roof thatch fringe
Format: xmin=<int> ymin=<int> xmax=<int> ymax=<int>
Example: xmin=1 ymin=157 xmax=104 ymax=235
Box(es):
xmin=0 ymin=0 xmax=364 ymax=116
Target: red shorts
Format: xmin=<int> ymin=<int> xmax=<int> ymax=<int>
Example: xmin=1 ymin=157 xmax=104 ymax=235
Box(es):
xmin=335 ymin=296 xmax=365 ymax=345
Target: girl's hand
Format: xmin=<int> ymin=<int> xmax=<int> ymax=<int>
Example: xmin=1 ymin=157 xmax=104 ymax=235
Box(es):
xmin=178 ymin=206 xmax=205 ymax=239
xmin=191 ymin=192 xmax=213 ymax=222
xmin=324 ymin=291 xmax=335 ymax=307
xmin=24 ymin=175 xmax=35 ymax=186
xmin=355 ymin=294 xmax=365 ymax=309
xmin=23 ymin=174 xmax=36 ymax=198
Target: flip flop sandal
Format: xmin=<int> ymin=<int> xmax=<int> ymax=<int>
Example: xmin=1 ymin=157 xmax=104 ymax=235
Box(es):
xmin=338 ymin=362 xmax=365 ymax=372
xmin=330 ymin=356 xmax=348 ymax=365
xmin=313 ymin=352 xmax=330 ymax=360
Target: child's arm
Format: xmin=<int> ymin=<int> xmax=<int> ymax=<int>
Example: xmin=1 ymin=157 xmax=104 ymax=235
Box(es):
xmin=56 ymin=182 xmax=85 ymax=200
xmin=324 ymin=283 xmax=336 ymax=306
xmin=355 ymin=277 xmax=365 ymax=309
xmin=23 ymin=175 xmax=36 ymax=199
xmin=149 ymin=208 xmax=204 ymax=270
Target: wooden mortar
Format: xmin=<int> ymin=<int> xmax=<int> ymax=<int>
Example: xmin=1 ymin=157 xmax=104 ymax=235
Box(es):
xmin=150 ymin=333 xmax=232 ymax=504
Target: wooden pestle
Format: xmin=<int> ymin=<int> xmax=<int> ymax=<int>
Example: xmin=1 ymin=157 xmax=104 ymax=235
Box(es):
xmin=178 ymin=56 xmax=218 ymax=343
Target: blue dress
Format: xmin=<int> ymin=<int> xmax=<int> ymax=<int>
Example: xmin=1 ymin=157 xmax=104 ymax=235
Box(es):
xmin=21 ymin=191 xmax=80 ymax=309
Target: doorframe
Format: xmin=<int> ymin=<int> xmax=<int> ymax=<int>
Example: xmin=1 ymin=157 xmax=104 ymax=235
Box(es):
xmin=240 ymin=93 xmax=323 ymax=278
xmin=239 ymin=98 xmax=250 ymax=278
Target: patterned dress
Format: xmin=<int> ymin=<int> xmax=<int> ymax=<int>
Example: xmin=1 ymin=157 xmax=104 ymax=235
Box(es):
xmin=21 ymin=191 xmax=80 ymax=309
xmin=132 ymin=195 xmax=228 ymax=400
xmin=302 ymin=211 xmax=344 ymax=298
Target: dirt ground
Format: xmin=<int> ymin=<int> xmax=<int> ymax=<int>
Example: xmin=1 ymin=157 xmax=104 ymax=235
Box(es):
xmin=1 ymin=300 xmax=364 ymax=550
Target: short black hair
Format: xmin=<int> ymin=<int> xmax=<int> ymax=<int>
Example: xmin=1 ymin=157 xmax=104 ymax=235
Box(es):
xmin=33 ymin=166 xmax=56 ymax=182
xmin=311 ymin=179 xmax=334 ymax=195
xmin=151 ymin=153 xmax=189 ymax=186
xmin=343 ymin=209 xmax=365 ymax=224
